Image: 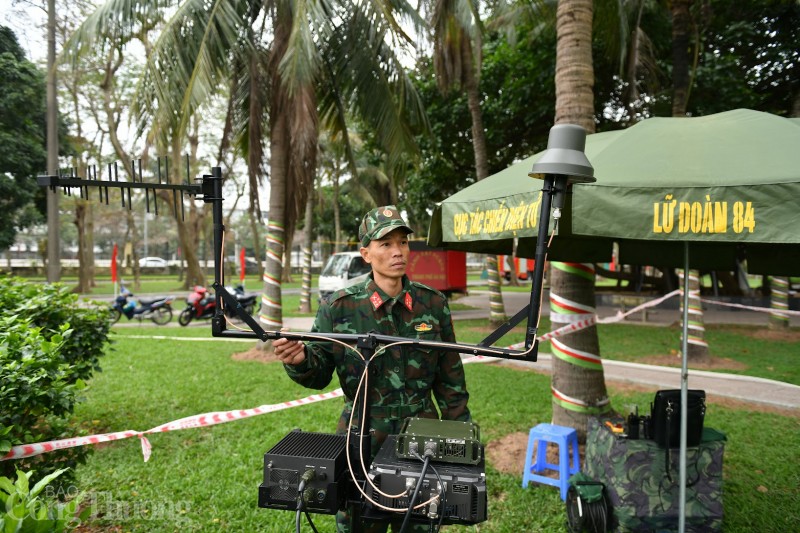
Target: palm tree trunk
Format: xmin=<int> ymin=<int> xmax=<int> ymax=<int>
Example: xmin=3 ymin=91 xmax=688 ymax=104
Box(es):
xmin=549 ymin=263 xmax=610 ymax=439
xmin=248 ymin=207 xmax=264 ymax=281
xmin=259 ymin=5 xmax=317 ymax=331
xmin=465 ymin=66 xmax=489 ymax=182
xmin=551 ymin=0 xmax=612 ymax=437
xmin=464 ymin=36 xmax=507 ymax=326
xmin=769 ymin=276 xmax=790 ymax=329
xmin=671 ymin=0 xmax=693 ymax=116
xmin=678 ymin=269 xmax=710 ymax=363
xmin=485 ymin=256 xmax=506 ymax=323
xmin=333 ymin=171 xmax=342 ymax=252
xmin=260 ymin=215 xmax=286 ymax=329
xmin=260 ymin=84 xmax=289 ymax=330
xmin=299 ymin=191 xmax=314 ymax=313
xmin=170 ymin=146 xmax=205 ymax=289
xmin=46 ymin=0 xmax=60 ymax=283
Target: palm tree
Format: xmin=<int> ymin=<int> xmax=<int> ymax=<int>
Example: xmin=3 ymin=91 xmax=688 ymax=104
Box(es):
xmin=260 ymin=2 xmax=428 ymax=328
xmin=71 ymin=0 xmax=428 ymax=329
xmin=550 ymin=0 xmax=612 ymax=438
xmin=428 ymin=0 xmax=507 ymax=325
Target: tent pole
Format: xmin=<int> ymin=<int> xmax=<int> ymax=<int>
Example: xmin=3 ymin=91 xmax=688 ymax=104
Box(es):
xmin=679 ymin=242 xmax=690 ymax=533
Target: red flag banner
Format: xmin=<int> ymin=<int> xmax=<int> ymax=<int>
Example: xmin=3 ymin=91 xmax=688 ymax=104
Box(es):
xmin=111 ymin=244 xmax=118 ymax=282
xmin=239 ymin=247 xmax=246 ymax=283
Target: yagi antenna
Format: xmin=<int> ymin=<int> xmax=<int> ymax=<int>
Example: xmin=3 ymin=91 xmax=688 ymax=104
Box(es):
xmin=38 ymin=155 xmax=201 ymax=221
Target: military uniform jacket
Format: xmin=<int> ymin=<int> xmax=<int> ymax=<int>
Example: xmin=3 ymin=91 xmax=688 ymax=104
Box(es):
xmin=284 ymin=274 xmax=470 ymax=446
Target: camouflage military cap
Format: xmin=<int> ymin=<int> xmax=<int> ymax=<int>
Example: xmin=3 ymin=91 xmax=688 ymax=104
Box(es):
xmin=358 ymin=205 xmax=413 ymax=247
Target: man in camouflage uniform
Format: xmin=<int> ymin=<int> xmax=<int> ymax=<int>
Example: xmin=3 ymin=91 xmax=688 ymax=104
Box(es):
xmin=274 ymin=205 xmax=470 ymax=532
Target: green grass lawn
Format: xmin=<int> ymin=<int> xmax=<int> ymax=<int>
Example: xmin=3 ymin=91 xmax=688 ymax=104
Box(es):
xmin=452 ymin=318 xmax=800 ymax=386
xmin=61 ymin=325 xmax=800 ymax=532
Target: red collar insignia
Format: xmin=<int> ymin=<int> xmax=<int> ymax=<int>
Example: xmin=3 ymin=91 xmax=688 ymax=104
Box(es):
xmin=404 ymin=292 xmax=413 ymax=311
xmin=370 ymin=291 xmax=384 ymax=310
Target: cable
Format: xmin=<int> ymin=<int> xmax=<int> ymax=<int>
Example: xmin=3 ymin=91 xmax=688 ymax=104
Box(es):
xmin=429 ymin=462 xmax=446 ymax=533
xmin=399 ymin=454 xmax=432 ymax=533
xmin=303 ymin=510 xmax=319 ymax=533
xmin=413 ymin=451 xmax=446 ymax=533
xmin=295 ymin=470 xmax=316 ymax=533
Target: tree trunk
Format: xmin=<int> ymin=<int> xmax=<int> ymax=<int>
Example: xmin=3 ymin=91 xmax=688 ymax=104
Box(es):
xmin=506 ymin=255 xmax=520 ymax=287
xmin=464 ymin=36 xmax=506 ymax=326
xmin=86 ymin=202 xmax=96 ymax=288
xmin=46 ymin=0 xmax=60 ymax=283
xmin=483 ymin=256 xmax=506 ymax=323
xmin=671 ymin=0 xmax=693 ymax=117
xmin=679 ymin=269 xmax=710 ymax=363
xmin=333 ymin=170 xmax=342 ymax=252
xmin=768 ymin=276 xmax=790 ymax=330
xmin=74 ymin=200 xmax=90 ymax=293
xmin=260 ymin=43 xmax=289 ymax=330
xmin=259 ymin=5 xmax=317 ymax=331
xmin=248 ymin=208 xmax=264 ymax=281
xmin=549 ymin=263 xmax=610 ymax=440
xmin=299 ymin=190 xmax=314 ymax=313
xmin=124 ymin=211 xmax=142 ymax=291
xmin=555 ymin=1 xmax=595 ymax=129
xmin=551 ymin=0 xmax=612 ymax=438
xmin=283 ymin=233 xmax=294 ymax=283
xmin=170 ymin=145 xmax=205 ymax=289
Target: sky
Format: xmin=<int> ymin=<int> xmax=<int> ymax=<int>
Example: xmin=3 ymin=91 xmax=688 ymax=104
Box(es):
xmin=2 ymin=0 xmax=48 ymax=63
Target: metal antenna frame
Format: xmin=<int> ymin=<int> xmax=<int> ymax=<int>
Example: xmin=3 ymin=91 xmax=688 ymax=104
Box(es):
xmin=39 ymin=164 xmax=539 ymax=361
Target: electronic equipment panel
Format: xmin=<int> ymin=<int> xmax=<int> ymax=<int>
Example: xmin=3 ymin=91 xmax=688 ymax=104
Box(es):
xmin=365 ymin=435 xmax=487 ymax=525
xmin=395 ymin=418 xmax=482 ymax=465
xmin=257 ymin=430 xmax=348 ymax=514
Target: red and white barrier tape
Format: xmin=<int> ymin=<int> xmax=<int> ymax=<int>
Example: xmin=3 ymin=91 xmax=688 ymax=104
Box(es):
xmin=2 ymin=389 xmax=344 ymax=463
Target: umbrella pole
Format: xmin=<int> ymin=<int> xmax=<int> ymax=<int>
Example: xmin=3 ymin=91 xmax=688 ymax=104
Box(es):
xmin=679 ymin=242 xmax=690 ymax=533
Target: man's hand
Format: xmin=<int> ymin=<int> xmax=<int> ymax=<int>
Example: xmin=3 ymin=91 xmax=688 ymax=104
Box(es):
xmin=273 ymin=335 xmax=306 ymax=366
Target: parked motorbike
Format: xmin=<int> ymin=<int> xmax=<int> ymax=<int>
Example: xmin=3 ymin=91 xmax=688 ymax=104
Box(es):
xmin=178 ymin=286 xmax=215 ymax=326
xmin=228 ymin=284 xmax=258 ymax=318
xmin=177 ymin=284 xmax=256 ymax=326
xmin=110 ymin=288 xmax=175 ymax=325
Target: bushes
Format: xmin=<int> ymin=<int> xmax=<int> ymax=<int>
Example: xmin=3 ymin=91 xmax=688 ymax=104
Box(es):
xmin=0 ymin=468 xmax=88 ymax=532
xmin=0 ymin=277 xmax=112 ymax=483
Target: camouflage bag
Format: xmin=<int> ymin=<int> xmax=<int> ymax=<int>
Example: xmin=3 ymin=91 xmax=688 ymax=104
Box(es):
xmin=584 ymin=417 xmax=726 ymax=532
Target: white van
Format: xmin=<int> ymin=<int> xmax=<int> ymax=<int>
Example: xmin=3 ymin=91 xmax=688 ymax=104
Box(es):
xmin=317 ymin=251 xmax=372 ymax=302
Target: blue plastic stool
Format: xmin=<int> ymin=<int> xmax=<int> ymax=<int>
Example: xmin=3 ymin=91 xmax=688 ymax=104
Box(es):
xmin=522 ymin=423 xmax=580 ymax=501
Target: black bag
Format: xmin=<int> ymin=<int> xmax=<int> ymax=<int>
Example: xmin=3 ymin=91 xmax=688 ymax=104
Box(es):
xmin=651 ymin=389 xmax=706 ymax=448
xmin=651 ymin=389 xmax=706 ymax=483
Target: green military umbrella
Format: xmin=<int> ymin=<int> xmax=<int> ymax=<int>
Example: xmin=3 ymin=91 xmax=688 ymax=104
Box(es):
xmin=429 ymin=109 xmax=800 ymax=275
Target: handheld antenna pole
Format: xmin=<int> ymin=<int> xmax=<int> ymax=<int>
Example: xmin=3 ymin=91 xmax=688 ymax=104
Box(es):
xmin=478 ymin=125 xmax=595 ymax=354
xmin=526 ymin=124 xmax=596 ymax=348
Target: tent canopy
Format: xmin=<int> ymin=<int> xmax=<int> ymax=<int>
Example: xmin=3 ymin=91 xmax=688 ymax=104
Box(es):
xmin=428 ymin=109 xmax=800 ymax=275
